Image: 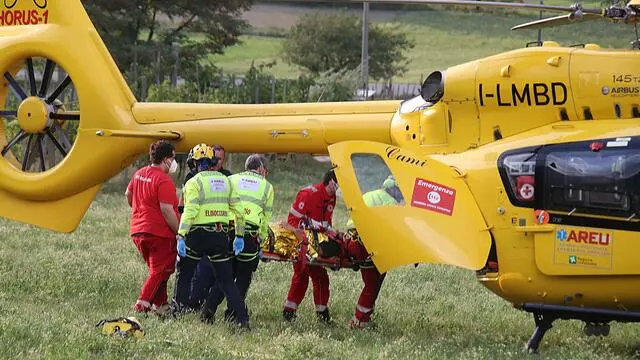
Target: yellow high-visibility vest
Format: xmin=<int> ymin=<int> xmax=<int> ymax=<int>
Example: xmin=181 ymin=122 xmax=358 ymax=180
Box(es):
xmin=178 ymin=171 xmax=232 ymax=236
xmin=229 ymin=171 xmax=274 ymax=242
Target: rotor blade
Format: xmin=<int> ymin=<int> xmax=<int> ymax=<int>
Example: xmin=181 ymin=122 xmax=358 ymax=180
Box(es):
xmin=45 ymin=129 xmax=68 ymax=157
xmin=0 ymin=110 xmax=17 ymax=117
xmin=277 ymin=0 xmax=603 ymax=14
xmin=1 ymin=130 xmax=27 ymax=156
xmin=46 ymin=75 xmax=71 ymax=104
xmin=4 ymin=72 xmax=28 ymax=100
xmin=26 ymin=58 xmax=37 ymax=96
xmin=511 ymin=12 xmax=603 ymax=30
xmin=50 ymin=122 xmax=72 ymax=149
xmin=37 ymin=134 xmax=46 ymax=171
xmin=38 ymin=59 xmax=55 ymax=98
xmin=21 ymin=134 xmax=34 ymax=171
xmin=49 ymin=111 xmax=80 ymax=121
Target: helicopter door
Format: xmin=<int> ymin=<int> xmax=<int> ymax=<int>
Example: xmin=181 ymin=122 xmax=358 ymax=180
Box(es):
xmin=328 ymin=141 xmax=492 ymax=273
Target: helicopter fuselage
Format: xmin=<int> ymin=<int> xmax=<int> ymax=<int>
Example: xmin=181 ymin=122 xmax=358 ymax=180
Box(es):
xmin=383 ymin=41 xmax=640 ymax=311
xmin=453 ymin=120 xmax=640 ymax=310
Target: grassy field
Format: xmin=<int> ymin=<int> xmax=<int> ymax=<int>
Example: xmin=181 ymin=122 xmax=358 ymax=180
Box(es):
xmin=214 ymin=5 xmax=635 ymax=83
xmin=2 ymin=155 xmax=640 ymax=359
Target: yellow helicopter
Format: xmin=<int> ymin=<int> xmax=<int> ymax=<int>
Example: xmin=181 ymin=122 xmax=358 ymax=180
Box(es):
xmin=2 ymin=0 xmax=640 ymax=353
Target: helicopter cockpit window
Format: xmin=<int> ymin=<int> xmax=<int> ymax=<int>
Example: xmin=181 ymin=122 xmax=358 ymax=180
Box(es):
xmin=543 ymin=147 xmax=640 ymax=217
xmin=350 ymin=153 xmax=405 ymax=207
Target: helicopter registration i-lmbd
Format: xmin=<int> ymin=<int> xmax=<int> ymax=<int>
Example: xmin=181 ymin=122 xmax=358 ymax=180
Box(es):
xmin=2 ymin=0 xmax=640 ymax=353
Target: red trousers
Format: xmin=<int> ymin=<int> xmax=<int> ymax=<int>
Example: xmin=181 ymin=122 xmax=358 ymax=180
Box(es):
xmin=347 ymin=240 xmax=385 ymax=323
xmin=132 ymin=233 xmax=176 ymax=307
xmin=284 ymin=260 xmax=330 ymax=312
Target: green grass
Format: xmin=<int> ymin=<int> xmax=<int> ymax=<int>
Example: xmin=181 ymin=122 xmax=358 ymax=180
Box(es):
xmin=2 ymin=154 xmax=640 ymax=359
xmin=214 ymin=7 xmax=636 ymax=83
xmin=209 ymin=36 xmax=300 ymax=80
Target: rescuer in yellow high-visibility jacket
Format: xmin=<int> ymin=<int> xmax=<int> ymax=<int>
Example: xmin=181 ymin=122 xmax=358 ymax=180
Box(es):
xmin=202 ymin=154 xmax=274 ymax=323
xmin=345 ymin=175 xmax=403 ymax=329
xmin=171 ymin=145 xmax=249 ymax=329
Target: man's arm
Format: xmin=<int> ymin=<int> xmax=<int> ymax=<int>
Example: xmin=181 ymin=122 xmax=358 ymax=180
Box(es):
xmin=160 ymin=202 xmax=179 ymax=234
xmin=288 ymin=190 xmax=310 ymax=227
xmin=125 ymin=188 xmax=133 ymax=207
xmin=157 ymin=178 xmax=180 ymax=235
xmin=327 ymin=199 xmax=336 ymax=227
xmin=229 ymin=177 xmax=245 ymax=236
xmin=259 ymin=183 xmax=275 ymax=242
xmin=178 ymin=178 xmax=200 ymax=236
xmin=125 ymin=177 xmax=134 ymax=207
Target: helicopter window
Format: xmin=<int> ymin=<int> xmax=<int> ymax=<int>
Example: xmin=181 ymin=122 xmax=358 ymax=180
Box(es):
xmin=350 ymin=153 xmax=405 ymax=206
xmin=498 ymin=150 xmax=539 ymax=207
xmin=543 ymin=147 xmax=640 ymax=217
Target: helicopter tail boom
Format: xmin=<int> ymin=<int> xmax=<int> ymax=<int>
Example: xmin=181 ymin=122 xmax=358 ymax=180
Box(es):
xmin=131 ymin=101 xmax=398 ymax=154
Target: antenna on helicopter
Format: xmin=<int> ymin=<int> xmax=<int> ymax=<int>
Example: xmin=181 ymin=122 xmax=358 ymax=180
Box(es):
xmin=538 ymin=0 xmax=543 ymax=44
xmin=633 ymin=23 xmax=640 ymax=49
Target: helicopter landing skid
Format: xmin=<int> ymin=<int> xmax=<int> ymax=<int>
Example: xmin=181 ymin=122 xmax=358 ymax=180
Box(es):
xmin=526 ymin=313 xmax=556 ymax=354
xmin=521 ymin=303 xmax=640 ymax=353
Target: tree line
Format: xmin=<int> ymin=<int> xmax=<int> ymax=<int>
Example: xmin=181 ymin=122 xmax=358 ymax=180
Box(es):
xmin=81 ymin=0 xmax=415 ymax=103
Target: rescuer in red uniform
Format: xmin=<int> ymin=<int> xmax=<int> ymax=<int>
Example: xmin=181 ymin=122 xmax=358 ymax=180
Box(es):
xmin=126 ymin=140 xmax=180 ymax=316
xmin=283 ymin=169 xmax=339 ymax=323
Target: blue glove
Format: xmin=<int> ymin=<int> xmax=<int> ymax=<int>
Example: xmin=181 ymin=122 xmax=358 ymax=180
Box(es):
xmin=177 ymin=236 xmax=186 ymax=257
xmin=233 ymin=236 xmax=244 ymax=255
xmin=259 ymin=248 xmax=270 ymax=263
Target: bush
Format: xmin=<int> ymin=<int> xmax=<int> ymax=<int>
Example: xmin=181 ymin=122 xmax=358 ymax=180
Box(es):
xmin=309 ymin=67 xmax=361 ymax=102
xmin=282 ymin=10 xmax=415 ymax=81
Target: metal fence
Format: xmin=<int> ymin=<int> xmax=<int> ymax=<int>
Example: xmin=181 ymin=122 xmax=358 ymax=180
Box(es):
xmin=129 ymin=73 xmax=420 ymax=102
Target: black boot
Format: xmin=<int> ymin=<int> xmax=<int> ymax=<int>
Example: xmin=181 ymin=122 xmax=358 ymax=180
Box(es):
xmin=282 ymin=310 xmax=297 ymax=322
xmin=200 ymin=308 xmax=215 ymax=324
xmin=238 ymin=321 xmax=251 ymax=332
xmin=316 ymin=308 xmax=331 ymax=323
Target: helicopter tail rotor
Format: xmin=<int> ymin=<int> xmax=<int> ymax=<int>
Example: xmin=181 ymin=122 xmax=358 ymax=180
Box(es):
xmin=0 ymin=0 xmax=159 ymax=232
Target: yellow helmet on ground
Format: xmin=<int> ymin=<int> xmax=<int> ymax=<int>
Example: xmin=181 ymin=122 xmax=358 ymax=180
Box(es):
xmin=96 ymin=317 xmax=144 ymax=339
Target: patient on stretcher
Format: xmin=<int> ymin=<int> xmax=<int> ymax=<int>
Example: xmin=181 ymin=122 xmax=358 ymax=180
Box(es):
xmin=261 ymin=221 xmax=353 ymax=269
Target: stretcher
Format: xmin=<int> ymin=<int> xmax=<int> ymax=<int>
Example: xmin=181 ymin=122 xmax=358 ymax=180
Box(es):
xmin=261 ymin=221 xmax=356 ymax=270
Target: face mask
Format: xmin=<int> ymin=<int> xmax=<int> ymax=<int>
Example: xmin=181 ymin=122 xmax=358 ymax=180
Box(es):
xmin=167 ymin=159 xmax=178 ymax=174
xmin=330 ymin=181 xmax=339 ymax=195
xmin=336 ymin=187 xmax=343 ymax=199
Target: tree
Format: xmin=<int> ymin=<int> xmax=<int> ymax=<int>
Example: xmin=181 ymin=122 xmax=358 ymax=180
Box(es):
xmin=81 ymin=0 xmax=252 ymax=90
xmin=282 ymin=11 xmax=415 ymax=81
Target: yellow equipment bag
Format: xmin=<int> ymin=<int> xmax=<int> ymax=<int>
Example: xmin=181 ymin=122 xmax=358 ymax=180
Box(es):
xmin=96 ymin=317 xmax=145 ymax=339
